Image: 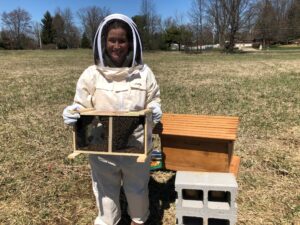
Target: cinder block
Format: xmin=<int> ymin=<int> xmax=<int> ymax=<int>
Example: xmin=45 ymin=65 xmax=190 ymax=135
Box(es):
xmin=175 ymin=171 xmax=237 ymax=186
xmin=176 ymin=206 xmax=237 ymax=223
xmin=175 ymin=171 xmax=237 ymax=211
xmin=176 ymin=208 xmax=205 ymax=225
xmin=207 ymin=212 xmax=237 ymax=224
xmin=176 ymin=208 xmax=237 ymax=225
xmin=175 ymin=171 xmax=238 ymax=225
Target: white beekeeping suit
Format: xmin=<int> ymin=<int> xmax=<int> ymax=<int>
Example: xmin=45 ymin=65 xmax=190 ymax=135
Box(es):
xmin=63 ymin=14 xmax=162 ymax=225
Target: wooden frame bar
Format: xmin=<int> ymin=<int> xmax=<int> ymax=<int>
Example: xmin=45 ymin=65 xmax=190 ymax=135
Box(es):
xmin=68 ymin=109 xmax=152 ymax=162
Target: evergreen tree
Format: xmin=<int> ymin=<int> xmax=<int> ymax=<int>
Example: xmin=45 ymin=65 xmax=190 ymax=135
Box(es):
xmin=80 ymin=32 xmax=91 ymax=48
xmin=52 ymin=13 xmax=67 ymax=49
xmin=41 ymin=11 xmax=54 ymax=45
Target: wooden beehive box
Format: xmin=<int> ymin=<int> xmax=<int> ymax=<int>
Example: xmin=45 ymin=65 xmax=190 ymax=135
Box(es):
xmin=68 ymin=109 xmax=153 ymax=162
xmin=153 ymin=113 xmax=240 ymax=174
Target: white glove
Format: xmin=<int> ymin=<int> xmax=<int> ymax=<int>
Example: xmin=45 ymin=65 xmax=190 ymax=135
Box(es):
xmin=148 ymin=102 xmax=162 ymax=124
xmin=62 ymin=103 xmax=83 ymax=126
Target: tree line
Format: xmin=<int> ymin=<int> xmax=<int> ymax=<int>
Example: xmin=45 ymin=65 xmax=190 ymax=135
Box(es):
xmin=1 ymin=0 xmax=300 ymax=52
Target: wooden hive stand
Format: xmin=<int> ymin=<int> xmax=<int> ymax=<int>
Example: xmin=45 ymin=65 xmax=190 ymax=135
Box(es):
xmin=68 ymin=109 xmax=153 ymax=163
xmin=153 ymin=113 xmax=240 ymax=176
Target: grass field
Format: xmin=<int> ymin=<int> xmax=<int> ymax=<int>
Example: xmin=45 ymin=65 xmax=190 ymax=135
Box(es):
xmin=0 ymin=49 xmax=299 ymax=225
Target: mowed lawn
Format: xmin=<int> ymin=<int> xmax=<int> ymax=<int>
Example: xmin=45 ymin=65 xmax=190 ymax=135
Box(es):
xmin=0 ymin=49 xmax=299 ymax=225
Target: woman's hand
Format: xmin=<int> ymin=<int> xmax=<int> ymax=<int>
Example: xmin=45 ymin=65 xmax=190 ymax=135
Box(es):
xmin=148 ymin=102 xmax=162 ymax=124
xmin=62 ymin=103 xmax=83 ymax=126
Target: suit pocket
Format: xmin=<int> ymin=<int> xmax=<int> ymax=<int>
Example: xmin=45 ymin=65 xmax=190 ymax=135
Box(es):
xmin=130 ymin=81 xmax=146 ymax=91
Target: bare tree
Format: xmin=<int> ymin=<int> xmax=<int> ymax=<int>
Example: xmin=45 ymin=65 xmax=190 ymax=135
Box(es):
xmin=140 ymin=0 xmax=161 ymax=49
xmin=272 ymin=0 xmax=293 ymax=43
xmin=253 ymin=0 xmax=278 ymax=47
xmin=77 ymin=6 xmax=110 ymax=44
xmin=207 ymin=0 xmax=256 ymax=52
xmin=53 ymin=8 xmax=80 ymax=48
xmin=287 ymin=0 xmax=300 ymax=41
xmin=189 ymin=0 xmax=207 ymax=52
xmin=238 ymin=2 xmax=257 ymax=41
xmin=221 ymin=0 xmax=255 ymax=52
xmin=174 ymin=11 xmax=186 ymax=26
xmin=1 ymin=7 xmax=32 ymax=49
xmin=253 ymin=0 xmax=296 ymax=46
xmin=207 ymin=0 xmax=228 ymax=48
xmin=163 ymin=16 xmax=176 ymax=30
xmin=33 ymin=21 xmax=42 ymax=49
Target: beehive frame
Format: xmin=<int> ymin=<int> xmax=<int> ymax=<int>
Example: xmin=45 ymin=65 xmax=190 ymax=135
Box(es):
xmin=68 ymin=109 xmax=153 ymax=162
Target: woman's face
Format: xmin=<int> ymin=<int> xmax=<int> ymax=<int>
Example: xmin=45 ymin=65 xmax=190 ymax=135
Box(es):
xmin=106 ymin=27 xmax=129 ymax=67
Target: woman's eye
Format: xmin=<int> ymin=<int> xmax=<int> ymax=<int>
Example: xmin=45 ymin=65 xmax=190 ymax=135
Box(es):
xmin=108 ymin=38 xmax=127 ymax=44
xmin=108 ymin=38 xmax=116 ymax=43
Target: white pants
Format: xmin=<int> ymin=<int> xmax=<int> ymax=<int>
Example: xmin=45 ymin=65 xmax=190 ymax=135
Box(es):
xmin=89 ymin=155 xmax=150 ymax=225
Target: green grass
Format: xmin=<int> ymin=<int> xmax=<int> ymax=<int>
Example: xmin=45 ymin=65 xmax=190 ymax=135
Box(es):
xmin=0 ymin=49 xmax=299 ymax=225
xmin=269 ymin=44 xmax=300 ymax=51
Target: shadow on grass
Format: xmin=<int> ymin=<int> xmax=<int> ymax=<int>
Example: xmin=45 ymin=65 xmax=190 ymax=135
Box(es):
xmin=118 ymin=173 xmax=177 ymax=225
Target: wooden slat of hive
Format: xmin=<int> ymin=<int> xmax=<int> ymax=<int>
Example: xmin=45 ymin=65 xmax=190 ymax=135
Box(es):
xmin=229 ymin=155 xmax=241 ymax=177
xmin=160 ymin=113 xmax=239 ymax=141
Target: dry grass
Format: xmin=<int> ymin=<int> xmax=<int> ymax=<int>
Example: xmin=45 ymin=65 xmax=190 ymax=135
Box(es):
xmin=0 ymin=49 xmax=299 ymax=225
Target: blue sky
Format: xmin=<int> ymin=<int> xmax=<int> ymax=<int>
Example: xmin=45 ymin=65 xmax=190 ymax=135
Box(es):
xmin=0 ymin=0 xmax=193 ymax=26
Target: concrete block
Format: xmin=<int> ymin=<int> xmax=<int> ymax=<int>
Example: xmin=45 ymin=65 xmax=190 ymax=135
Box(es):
xmin=176 ymin=203 xmax=237 ymax=224
xmin=176 ymin=211 xmax=236 ymax=225
xmin=176 ymin=207 xmax=205 ymax=225
xmin=175 ymin=171 xmax=238 ymax=191
xmin=207 ymin=210 xmax=237 ymax=224
xmin=175 ymin=171 xmax=238 ymax=224
xmin=175 ymin=171 xmax=238 ymax=213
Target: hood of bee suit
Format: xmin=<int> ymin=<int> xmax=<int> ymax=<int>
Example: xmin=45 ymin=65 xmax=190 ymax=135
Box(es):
xmin=93 ymin=13 xmax=143 ymax=68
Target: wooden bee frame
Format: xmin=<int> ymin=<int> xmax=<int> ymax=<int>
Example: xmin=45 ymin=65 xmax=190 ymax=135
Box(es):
xmin=68 ymin=109 xmax=153 ymax=162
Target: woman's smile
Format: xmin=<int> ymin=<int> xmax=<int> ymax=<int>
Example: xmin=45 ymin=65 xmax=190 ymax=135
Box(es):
xmin=106 ymin=28 xmax=129 ymax=66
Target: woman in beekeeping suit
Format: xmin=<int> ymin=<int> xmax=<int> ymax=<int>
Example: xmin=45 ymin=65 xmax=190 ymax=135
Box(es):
xmin=62 ymin=14 xmax=162 ymax=225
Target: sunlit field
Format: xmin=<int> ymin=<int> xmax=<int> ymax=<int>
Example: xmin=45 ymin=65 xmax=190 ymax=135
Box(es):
xmin=0 ymin=49 xmax=299 ymax=225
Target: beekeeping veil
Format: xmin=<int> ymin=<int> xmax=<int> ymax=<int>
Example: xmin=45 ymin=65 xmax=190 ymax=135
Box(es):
xmin=93 ymin=14 xmax=143 ymax=68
